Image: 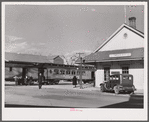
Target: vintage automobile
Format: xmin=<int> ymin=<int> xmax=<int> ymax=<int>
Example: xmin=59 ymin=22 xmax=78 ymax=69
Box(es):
xmin=100 ymin=74 xmax=136 ymax=94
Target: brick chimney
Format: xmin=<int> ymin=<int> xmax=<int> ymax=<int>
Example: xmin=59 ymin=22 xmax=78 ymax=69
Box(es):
xmin=129 ymin=17 xmax=136 ymax=29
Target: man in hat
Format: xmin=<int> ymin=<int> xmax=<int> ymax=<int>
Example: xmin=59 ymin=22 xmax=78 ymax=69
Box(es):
xmin=72 ymin=76 xmax=77 ymax=88
xmin=38 ymin=73 xmax=43 ymax=89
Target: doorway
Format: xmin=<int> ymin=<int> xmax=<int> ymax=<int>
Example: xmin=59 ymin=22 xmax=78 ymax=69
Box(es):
xmin=104 ymin=67 xmax=110 ymax=81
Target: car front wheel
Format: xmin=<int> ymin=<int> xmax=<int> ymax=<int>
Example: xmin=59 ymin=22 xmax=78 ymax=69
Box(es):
xmin=114 ymin=86 xmax=119 ymax=94
xmin=100 ymin=85 xmax=105 ymax=92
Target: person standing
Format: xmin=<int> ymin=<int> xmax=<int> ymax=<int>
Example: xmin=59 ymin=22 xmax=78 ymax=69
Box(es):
xmin=29 ymin=76 xmax=33 ymax=85
xmin=14 ymin=76 xmax=18 ymax=85
xmin=38 ymin=73 xmax=43 ymax=89
xmin=72 ymin=76 xmax=77 ymax=88
xmin=24 ymin=76 xmax=28 ymax=85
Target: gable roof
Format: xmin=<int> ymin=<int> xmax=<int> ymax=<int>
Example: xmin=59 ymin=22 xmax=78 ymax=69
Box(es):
xmin=5 ymin=52 xmax=50 ymax=63
xmin=94 ymin=23 xmax=144 ymax=53
xmin=48 ymin=55 xmax=60 ymax=60
xmin=83 ymin=48 xmax=144 ymax=63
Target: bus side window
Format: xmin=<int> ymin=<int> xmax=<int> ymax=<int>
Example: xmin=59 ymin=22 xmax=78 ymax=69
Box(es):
xmin=49 ymin=69 xmax=52 ymax=74
xmin=54 ymin=69 xmax=59 ymax=74
xmin=71 ymin=71 xmax=73 ymax=75
xmin=66 ymin=70 xmax=70 ymax=74
xmin=60 ymin=70 xmax=62 ymax=74
xmin=63 ymin=70 xmax=65 ymax=74
xmin=74 ymin=70 xmax=76 ymax=75
xmin=83 ymin=71 xmax=86 ymax=76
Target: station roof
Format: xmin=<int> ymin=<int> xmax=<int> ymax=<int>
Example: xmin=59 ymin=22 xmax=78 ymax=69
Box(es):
xmin=5 ymin=52 xmax=95 ymax=70
xmin=5 ymin=52 xmax=50 ymax=63
xmin=80 ymin=48 xmax=144 ymax=63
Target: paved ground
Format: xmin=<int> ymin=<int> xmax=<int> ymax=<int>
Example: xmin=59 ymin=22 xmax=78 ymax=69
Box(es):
xmin=5 ymin=81 xmax=143 ymax=108
xmin=5 ymin=80 xmax=144 ymax=94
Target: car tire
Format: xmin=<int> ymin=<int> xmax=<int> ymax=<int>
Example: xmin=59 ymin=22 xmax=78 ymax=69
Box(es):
xmin=128 ymin=91 xmax=134 ymax=94
xmin=114 ymin=86 xmax=119 ymax=94
xmin=100 ymin=85 xmax=105 ymax=92
xmin=132 ymin=85 xmax=136 ymax=91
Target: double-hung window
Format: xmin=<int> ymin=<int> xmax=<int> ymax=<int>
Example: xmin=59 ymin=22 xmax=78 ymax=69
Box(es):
xmin=122 ymin=67 xmax=129 ymax=74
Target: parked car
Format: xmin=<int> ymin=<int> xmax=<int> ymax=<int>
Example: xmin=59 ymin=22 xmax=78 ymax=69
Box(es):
xmin=100 ymin=74 xmax=136 ymax=94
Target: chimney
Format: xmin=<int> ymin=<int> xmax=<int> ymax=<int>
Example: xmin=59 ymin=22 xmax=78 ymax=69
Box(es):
xmin=129 ymin=17 xmax=136 ymax=29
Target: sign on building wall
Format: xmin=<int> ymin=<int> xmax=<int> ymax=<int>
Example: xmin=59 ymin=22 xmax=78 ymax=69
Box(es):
xmin=109 ymin=53 xmax=131 ymax=58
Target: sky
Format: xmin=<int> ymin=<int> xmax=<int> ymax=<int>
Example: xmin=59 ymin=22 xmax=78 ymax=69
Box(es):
xmin=4 ymin=3 xmax=144 ymax=59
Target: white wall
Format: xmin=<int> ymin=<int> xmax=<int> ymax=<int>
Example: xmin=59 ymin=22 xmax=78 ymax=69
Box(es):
xmin=100 ymin=28 xmax=144 ymax=51
xmin=95 ymin=69 xmax=104 ymax=87
xmin=129 ymin=68 xmax=144 ymax=90
xmin=129 ymin=60 xmax=144 ymax=90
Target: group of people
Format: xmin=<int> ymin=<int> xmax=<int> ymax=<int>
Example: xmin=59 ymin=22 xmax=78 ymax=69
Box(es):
xmin=13 ymin=73 xmax=44 ymax=89
xmin=13 ymin=75 xmax=20 ymax=85
xmin=14 ymin=74 xmax=78 ymax=89
xmin=24 ymin=76 xmax=33 ymax=85
xmin=13 ymin=75 xmax=33 ymax=85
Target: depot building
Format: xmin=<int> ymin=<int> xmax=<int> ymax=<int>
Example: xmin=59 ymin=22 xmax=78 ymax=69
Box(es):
xmin=83 ymin=17 xmax=144 ymax=90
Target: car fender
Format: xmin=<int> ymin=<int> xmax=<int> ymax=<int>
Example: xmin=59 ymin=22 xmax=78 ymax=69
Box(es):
xmin=100 ymin=83 xmax=104 ymax=86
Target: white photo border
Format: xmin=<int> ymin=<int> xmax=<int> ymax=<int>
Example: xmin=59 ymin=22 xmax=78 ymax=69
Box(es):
xmin=2 ymin=1 xmax=148 ymax=121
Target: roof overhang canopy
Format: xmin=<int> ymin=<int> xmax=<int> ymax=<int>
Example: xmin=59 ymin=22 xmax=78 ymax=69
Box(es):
xmin=78 ymin=48 xmax=144 ymax=64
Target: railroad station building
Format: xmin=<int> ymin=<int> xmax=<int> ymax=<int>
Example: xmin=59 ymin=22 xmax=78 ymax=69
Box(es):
xmin=83 ymin=17 xmax=144 ymax=90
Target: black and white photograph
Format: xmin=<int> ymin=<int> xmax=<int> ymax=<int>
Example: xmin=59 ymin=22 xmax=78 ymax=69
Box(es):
xmin=2 ymin=1 xmax=148 ymax=121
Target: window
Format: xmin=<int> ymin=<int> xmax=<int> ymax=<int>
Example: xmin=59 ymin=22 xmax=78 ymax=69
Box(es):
xmin=82 ymin=71 xmax=85 ymax=75
xmin=9 ymin=67 xmax=12 ymax=72
xmin=77 ymin=71 xmax=80 ymax=75
xmin=104 ymin=68 xmax=110 ymax=81
xmin=129 ymin=77 xmax=132 ymax=80
xmin=122 ymin=67 xmax=129 ymax=74
xmin=54 ymin=69 xmax=59 ymax=74
xmin=66 ymin=70 xmax=70 ymax=74
xmin=71 ymin=70 xmax=76 ymax=75
xmin=60 ymin=70 xmax=65 ymax=74
xmin=123 ymin=76 xmax=129 ymax=80
xmin=49 ymin=70 xmax=52 ymax=74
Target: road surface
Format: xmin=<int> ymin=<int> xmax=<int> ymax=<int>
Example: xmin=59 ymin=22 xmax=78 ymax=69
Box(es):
xmin=5 ymin=84 xmax=143 ymax=108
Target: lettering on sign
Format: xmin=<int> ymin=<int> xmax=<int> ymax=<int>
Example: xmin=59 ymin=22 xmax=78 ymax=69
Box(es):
xmin=109 ymin=53 xmax=131 ymax=58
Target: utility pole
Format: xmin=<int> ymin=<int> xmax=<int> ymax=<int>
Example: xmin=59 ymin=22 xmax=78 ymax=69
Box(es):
xmin=124 ymin=5 xmax=127 ymax=24
xmin=76 ymin=53 xmax=84 ymax=89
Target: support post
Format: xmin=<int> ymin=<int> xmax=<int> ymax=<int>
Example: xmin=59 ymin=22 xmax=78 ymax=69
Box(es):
xmin=76 ymin=53 xmax=84 ymax=89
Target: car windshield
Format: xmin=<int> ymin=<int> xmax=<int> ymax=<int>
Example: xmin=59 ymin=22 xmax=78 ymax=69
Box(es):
xmin=123 ymin=76 xmax=131 ymax=80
